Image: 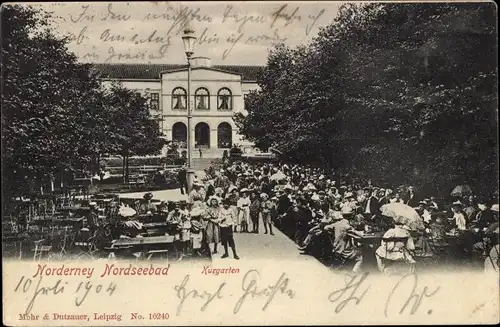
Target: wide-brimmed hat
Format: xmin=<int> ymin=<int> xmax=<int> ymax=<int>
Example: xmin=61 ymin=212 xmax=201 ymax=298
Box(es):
xmin=284 ymin=184 xmax=293 ymax=190
xmin=240 ymin=188 xmax=249 ymax=193
xmin=344 ymin=192 xmax=354 ymax=198
xmin=311 ymin=194 xmax=320 ymax=201
xmin=143 ymin=192 xmax=153 ymax=200
xmin=451 ymin=200 xmax=463 ymax=207
xmin=260 ymin=193 xmax=269 ymax=199
xmin=190 ymin=207 xmax=205 ymax=217
xmin=491 ymin=204 xmax=499 ymax=212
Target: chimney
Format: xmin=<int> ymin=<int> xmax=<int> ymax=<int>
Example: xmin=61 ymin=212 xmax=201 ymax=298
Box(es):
xmin=191 ymin=56 xmax=211 ymax=68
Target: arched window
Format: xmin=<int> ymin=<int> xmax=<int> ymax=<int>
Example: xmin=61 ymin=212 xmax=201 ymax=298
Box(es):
xmin=195 ymin=87 xmax=210 ymax=110
xmin=217 ymin=88 xmax=232 ymax=110
xmin=172 ymin=87 xmax=187 ymax=110
xmin=195 ymin=122 xmax=210 ymax=148
xmin=217 ymin=122 xmax=232 ymax=149
xmin=172 ymin=122 xmax=187 ymax=148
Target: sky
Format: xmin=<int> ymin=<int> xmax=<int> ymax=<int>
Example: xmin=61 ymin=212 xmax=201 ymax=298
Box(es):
xmin=31 ymin=1 xmax=343 ymax=66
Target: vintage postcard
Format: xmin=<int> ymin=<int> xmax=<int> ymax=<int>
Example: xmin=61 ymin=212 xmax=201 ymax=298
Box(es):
xmin=2 ymin=1 xmax=499 ymax=325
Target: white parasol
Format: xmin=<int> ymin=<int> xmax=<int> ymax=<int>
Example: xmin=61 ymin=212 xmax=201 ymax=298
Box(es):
xmin=118 ymin=204 xmax=137 ymax=218
xmin=380 ymin=202 xmax=424 ymax=231
xmin=270 ymin=171 xmax=287 ymax=181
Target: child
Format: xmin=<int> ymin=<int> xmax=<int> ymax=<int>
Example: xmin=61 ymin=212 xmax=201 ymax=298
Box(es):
xmin=218 ymin=199 xmax=240 ymax=259
xmin=260 ymin=193 xmax=275 ymax=235
xmin=178 ymin=213 xmax=191 ymax=260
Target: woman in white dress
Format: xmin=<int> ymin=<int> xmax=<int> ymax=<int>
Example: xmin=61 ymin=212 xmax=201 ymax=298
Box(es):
xmin=375 ymin=223 xmax=416 ymax=274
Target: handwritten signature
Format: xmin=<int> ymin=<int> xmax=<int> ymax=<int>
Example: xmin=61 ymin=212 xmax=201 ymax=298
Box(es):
xmin=328 ymin=272 xmax=439 ymax=317
xmin=233 ymin=270 xmax=295 ymax=314
xmin=173 ymin=274 xmax=226 ymax=316
xmin=384 ymin=273 xmax=440 ymax=317
xmin=173 ymin=270 xmax=295 ymax=316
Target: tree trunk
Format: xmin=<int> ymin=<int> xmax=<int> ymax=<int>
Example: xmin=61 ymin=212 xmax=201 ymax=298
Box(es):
xmin=122 ymin=155 xmax=126 ymax=184
xmin=125 ymin=155 xmax=130 ymax=184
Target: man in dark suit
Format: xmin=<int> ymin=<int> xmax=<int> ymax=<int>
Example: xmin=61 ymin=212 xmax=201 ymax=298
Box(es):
xmin=378 ymin=189 xmax=390 ymax=206
xmin=177 ymin=166 xmax=187 ymax=195
xmin=404 ymin=186 xmax=418 ymax=207
xmin=364 ymin=189 xmax=381 ymax=218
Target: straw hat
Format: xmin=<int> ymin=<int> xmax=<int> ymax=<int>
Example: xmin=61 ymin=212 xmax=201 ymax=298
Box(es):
xmin=491 ymin=204 xmax=499 ymax=212
xmin=190 ymin=207 xmax=204 ymax=217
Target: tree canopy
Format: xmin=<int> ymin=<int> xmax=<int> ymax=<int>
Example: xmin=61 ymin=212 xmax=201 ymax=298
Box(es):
xmin=235 ymin=2 xmax=497 ymax=197
xmin=1 ymin=4 xmax=166 ymax=199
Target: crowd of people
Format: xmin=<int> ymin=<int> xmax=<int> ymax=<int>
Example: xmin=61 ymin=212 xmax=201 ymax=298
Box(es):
xmin=167 ymin=159 xmax=499 ymax=273
xmin=85 ymin=159 xmax=499 ymax=271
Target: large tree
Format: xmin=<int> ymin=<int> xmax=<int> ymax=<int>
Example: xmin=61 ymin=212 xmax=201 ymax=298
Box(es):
xmin=104 ymin=83 xmax=167 ymax=183
xmin=237 ymin=2 xmax=497 ymax=197
xmin=1 ymin=4 xmax=110 ymax=198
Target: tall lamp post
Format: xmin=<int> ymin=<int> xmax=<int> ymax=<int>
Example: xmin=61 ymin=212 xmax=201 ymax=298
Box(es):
xmin=182 ymin=23 xmax=197 ymax=193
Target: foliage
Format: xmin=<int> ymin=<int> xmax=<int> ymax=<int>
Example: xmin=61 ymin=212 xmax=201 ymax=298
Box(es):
xmin=236 ymin=2 xmax=497 ymax=197
xmin=1 ymin=4 xmax=107 ymax=197
xmin=1 ymin=5 xmax=168 ymax=200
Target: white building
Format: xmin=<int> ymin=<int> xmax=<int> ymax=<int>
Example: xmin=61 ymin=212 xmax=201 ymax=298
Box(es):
xmin=93 ymin=58 xmax=264 ymax=158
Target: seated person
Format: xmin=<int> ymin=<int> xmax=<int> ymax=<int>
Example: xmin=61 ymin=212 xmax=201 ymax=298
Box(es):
xmin=324 ymin=211 xmax=364 ymax=274
xmin=449 ymin=201 xmax=467 ymax=232
xmin=375 ymin=223 xmax=416 ymax=273
xmin=470 ymin=200 xmax=495 ymax=229
xmin=298 ymin=210 xmax=334 ymax=252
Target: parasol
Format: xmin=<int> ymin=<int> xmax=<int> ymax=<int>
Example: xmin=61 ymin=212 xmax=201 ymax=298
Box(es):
xmin=268 ymin=147 xmax=283 ymax=155
xmin=451 ymin=185 xmax=472 ymax=197
xmin=118 ymin=205 xmax=136 ymax=218
xmin=380 ymin=203 xmax=424 ymax=231
xmin=270 ymin=171 xmax=287 ymax=181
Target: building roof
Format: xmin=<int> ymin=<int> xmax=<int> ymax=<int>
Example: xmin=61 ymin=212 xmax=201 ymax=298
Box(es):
xmin=91 ymin=63 xmax=264 ymax=82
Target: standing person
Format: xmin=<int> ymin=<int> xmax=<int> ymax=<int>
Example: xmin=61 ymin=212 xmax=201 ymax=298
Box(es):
xmin=260 ymin=193 xmax=275 ymax=235
xmin=204 ymin=197 xmax=221 ymax=254
xmin=199 ymin=147 xmax=203 ymax=158
xmin=249 ymin=192 xmax=261 ymax=233
xmin=226 ymin=186 xmax=240 ymax=232
xmin=404 ymin=186 xmax=418 ymax=207
xmin=188 ymin=183 xmax=205 ymax=210
xmin=178 ymin=166 xmax=187 ymax=195
xmin=364 ymin=189 xmax=381 ymax=219
xmin=218 ymin=199 xmax=240 ymax=259
xmin=237 ymin=189 xmax=251 ymax=232
xmin=214 ymin=170 xmax=230 ymax=193
xmin=178 ymin=211 xmax=192 ymax=260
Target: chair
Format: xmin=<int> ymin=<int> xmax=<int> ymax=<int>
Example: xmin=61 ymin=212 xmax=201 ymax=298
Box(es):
xmin=32 ymin=239 xmax=52 ymax=261
xmin=146 ymin=249 xmax=169 ymax=261
xmin=380 ymin=236 xmax=414 ymax=275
